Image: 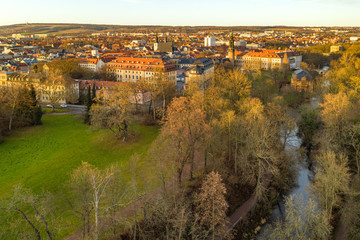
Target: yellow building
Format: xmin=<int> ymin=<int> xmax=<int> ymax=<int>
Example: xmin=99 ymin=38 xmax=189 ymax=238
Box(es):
xmin=107 ymin=57 xmax=177 ymax=84
xmin=0 ymin=71 xmax=78 ymax=104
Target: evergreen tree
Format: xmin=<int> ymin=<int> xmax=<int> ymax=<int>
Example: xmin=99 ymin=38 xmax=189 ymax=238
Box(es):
xmin=92 ymin=84 xmax=96 ymax=104
xmin=29 ymin=85 xmax=43 ymax=125
xmin=85 ymin=86 xmax=93 ymax=124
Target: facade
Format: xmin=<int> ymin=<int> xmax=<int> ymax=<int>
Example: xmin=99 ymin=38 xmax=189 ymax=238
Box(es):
xmin=350 ymin=37 xmax=359 ymax=43
xmin=291 ymin=69 xmax=313 ymax=92
xmin=78 ymin=58 xmax=106 ymax=72
xmin=0 ymin=71 xmax=79 ymax=104
xmin=33 ymin=34 xmax=49 ymax=39
xmin=235 ymin=50 xmax=302 ymax=70
xmin=78 ymin=80 xmax=151 ymax=104
xmin=330 ymin=45 xmax=343 ymax=53
xmin=187 ymin=58 xmax=215 ymax=83
xmin=204 ymin=36 xmax=216 ymax=47
xmin=154 ymin=35 xmax=174 ymax=53
xmin=107 ymin=57 xmax=177 ymax=83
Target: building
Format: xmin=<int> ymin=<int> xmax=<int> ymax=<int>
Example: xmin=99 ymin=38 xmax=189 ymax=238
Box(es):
xmin=291 ymin=69 xmax=313 ymax=92
xmin=330 ymin=45 xmax=344 ymax=53
xmin=235 ymin=41 xmax=246 ymax=47
xmin=187 ymin=58 xmax=215 ymax=83
xmin=78 ymin=58 xmax=106 ymax=72
xmin=32 ymin=34 xmax=49 ymax=39
xmin=107 ymin=57 xmax=177 ymax=83
xmin=235 ymin=50 xmax=302 ymax=70
xmin=204 ymin=36 xmax=216 ymax=47
xmin=350 ymin=37 xmax=359 ymax=43
xmin=0 ymin=71 xmax=79 ymax=104
xmin=78 ymin=80 xmax=150 ymax=104
xmin=246 ymin=43 xmax=262 ymax=49
xmin=154 ymin=35 xmax=174 ymax=53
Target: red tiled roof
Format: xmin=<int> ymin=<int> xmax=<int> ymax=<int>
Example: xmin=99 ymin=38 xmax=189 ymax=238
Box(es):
xmin=107 ymin=57 xmax=176 ymax=72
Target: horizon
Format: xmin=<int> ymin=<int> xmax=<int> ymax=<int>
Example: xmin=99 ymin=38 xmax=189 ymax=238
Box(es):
xmin=1 ymin=22 xmax=359 ymax=28
xmin=1 ymin=0 xmax=360 ymax=27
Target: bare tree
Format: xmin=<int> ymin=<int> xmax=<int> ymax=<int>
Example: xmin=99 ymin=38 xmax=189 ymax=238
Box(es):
xmin=311 ymin=151 xmax=351 ymax=222
xmin=0 ymin=85 xmax=32 ymax=131
xmin=162 ymin=96 xmax=210 ymax=184
xmin=40 ymin=70 xmax=77 ymax=111
xmin=195 ymin=171 xmax=229 ymax=240
xmin=90 ymin=85 xmax=134 ymax=141
xmin=263 ymin=196 xmax=331 ymax=240
xmin=1 ymin=185 xmax=56 ymax=240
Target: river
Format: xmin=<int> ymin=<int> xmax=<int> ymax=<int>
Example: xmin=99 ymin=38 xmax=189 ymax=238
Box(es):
xmin=257 ymin=98 xmax=319 ymax=238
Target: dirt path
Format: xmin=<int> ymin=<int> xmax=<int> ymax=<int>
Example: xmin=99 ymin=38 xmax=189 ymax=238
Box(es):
xmin=227 ymin=174 xmax=271 ymax=233
xmin=334 ymin=214 xmax=347 ymax=240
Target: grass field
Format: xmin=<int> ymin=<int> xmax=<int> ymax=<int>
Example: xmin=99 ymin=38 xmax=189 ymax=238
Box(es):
xmin=0 ymin=114 xmax=159 ymax=198
xmin=0 ymin=114 xmax=159 ymax=238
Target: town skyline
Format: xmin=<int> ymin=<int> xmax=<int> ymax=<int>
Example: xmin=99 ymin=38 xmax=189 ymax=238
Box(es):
xmin=1 ymin=0 xmax=360 ymax=27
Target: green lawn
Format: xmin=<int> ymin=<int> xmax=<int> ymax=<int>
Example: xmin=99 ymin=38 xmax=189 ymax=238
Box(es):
xmin=0 ymin=114 xmax=159 ymax=197
xmin=0 ymin=114 xmax=159 ymax=238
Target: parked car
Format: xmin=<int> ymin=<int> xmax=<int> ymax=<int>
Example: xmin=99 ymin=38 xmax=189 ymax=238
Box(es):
xmin=60 ymin=104 xmax=68 ymax=108
xmin=46 ymin=104 xmax=53 ymax=108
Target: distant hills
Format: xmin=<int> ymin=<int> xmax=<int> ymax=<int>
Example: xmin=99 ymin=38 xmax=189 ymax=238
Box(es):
xmin=0 ymin=23 xmax=357 ymax=36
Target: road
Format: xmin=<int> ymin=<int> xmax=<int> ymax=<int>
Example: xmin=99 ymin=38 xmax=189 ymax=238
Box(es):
xmin=43 ymin=104 xmax=86 ymax=115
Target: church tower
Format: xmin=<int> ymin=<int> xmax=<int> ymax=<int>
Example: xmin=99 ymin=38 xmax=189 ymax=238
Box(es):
xmin=228 ymin=30 xmax=235 ymax=65
xmin=154 ymin=33 xmax=159 ymax=51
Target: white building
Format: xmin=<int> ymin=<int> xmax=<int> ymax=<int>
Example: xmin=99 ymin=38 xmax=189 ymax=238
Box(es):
xmin=204 ymin=36 xmax=216 ymax=47
xmin=91 ymin=50 xmax=99 ymax=57
xmin=32 ymin=34 xmax=49 ymax=39
xmin=350 ymin=37 xmax=359 ymax=43
xmin=78 ymin=58 xmax=106 ymax=72
xmin=235 ymin=41 xmax=246 ymax=47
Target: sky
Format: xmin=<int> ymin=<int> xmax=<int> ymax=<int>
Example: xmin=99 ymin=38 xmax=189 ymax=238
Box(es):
xmin=0 ymin=0 xmax=359 ymax=27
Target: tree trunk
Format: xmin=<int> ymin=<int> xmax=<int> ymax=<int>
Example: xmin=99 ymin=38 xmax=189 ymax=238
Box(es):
xmin=190 ymin=149 xmax=195 ymax=180
xmin=162 ymin=93 xmax=166 ymax=119
xmin=177 ymin=168 xmax=183 ymax=186
xmin=9 ymin=104 xmax=16 ymax=131
xmin=123 ymin=121 xmax=128 ymax=142
xmin=14 ymin=207 xmax=41 ymax=240
xmin=94 ymin=190 xmax=99 ymax=240
xmin=152 ymin=99 xmax=156 ymax=120
xmin=8 ymin=114 xmax=13 ymax=131
xmin=148 ymin=99 xmax=152 ymax=114
xmin=204 ymin=150 xmax=207 ymax=174
xmin=212 ymin=196 xmax=215 ymax=240
xmin=33 ymin=204 xmax=53 ymax=240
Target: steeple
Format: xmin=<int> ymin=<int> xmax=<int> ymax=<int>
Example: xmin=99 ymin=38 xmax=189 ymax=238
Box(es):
xmin=154 ymin=33 xmax=159 ymax=51
xmin=229 ymin=30 xmax=234 ymax=51
xmin=228 ymin=30 xmax=235 ymax=65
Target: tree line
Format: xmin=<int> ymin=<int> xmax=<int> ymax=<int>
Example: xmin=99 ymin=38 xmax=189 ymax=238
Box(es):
xmin=1 ymin=65 xmax=307 ymax=240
